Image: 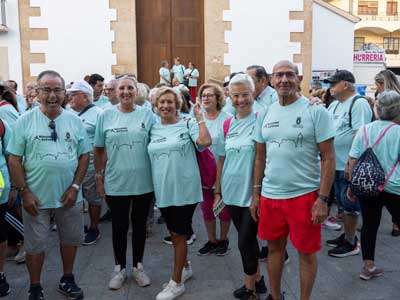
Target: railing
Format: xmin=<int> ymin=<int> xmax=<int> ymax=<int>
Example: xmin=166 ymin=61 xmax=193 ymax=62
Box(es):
xmin=0 ymin=0 xmax=6 ymax=26
xmin=354 ymin=43 xmax=399 ymax=55
xmin=359 ymin=14 xmax=400 ymax=21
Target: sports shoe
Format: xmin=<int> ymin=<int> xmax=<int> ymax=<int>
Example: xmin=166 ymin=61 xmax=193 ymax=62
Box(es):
xmin=187 ymin=234 xmax=196 ymax=245
xmin=109 ymin=265 xmax=127 ymax=290
xmin=197 ymin=241 xmax=218 ymax=256
xmin=215 ymin=240 xmax=229 ymax=256
xmin=132 ymin=263 xmax=151 ymax=287
xmin=326 ymin=233 xmax=345 ymax=247
xmin=58 ymin=275 xmax=84 ymax=300
xmin=233 ymin=276 xmax=267 ymax=298
xmin=82 ymin=228 xmax=100 ymax=246
xmin=239 ymin=289 xmax=257 ymax=300
xmin=322 ymin=216 xmax=342 ymax=231
xmin=28 ymin=285 xmax=43 ymax=300
xmin=163 ymin=236 xmax=173 ymax=245
xmin=156 ymin=280 xmax=185 ymax=300
xmin=334 ymin=212 xmax=344 ymax=222
xmin=99 ymin=210 xmax=112 ymax=223
xmin=328 ymin=239 xmax=360 ymax=258
xmin=259 ymin=246 xmax=268 ymax=261
xmin=266 ymin=292 xmax=285 ymax=300
xmin=14 ymin=248 xmax=26 ymax=264
xmin=0 ymin=273 xmax=10 ymax=297
xmin=359 ymin=266 xmax=384 ymax=280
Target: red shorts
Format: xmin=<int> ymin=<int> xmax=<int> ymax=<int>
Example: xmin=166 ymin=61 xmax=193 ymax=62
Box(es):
xmin=258 ymin=191 xmax=321 ymax=254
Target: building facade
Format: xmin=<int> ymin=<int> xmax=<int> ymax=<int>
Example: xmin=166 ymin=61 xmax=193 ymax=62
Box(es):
xmin=0 ymin=0 xmax=357 ymax=94
xmin=328 ymin=0 xmax=400 ymax=72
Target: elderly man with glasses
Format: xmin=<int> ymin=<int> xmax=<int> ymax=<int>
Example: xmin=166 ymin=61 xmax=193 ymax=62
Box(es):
xmin=7 ymin=70 xmax=90 ymax=300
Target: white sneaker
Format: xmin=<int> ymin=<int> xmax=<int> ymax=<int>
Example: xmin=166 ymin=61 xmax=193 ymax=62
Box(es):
xmin=181 ymin=262 xmax=192 ymax=283
xmin=322 ymin=216 xmax=342 ymax=231
xmin=109 ymin=265 xmax=127 ymax=290
xmin=156 ymin=280 xmax=185 ymax=300
xmin=14 ymin=249 xmax=26 ymax=264
xmin=187 ymin=234 xmax=196 ymax=245
xmin=132 ymin=263 xmax=151 ymax=287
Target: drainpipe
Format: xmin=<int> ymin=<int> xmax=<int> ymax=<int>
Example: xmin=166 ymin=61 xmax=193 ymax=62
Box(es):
xmin=1 ymin=0 xmax=6 ymax=26
xmin=349 ymin=0 xmax=354 ymax=14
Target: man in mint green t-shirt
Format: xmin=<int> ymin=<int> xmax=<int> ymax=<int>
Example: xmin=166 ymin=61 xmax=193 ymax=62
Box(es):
xmin=89 ymin=73 xmax=111 ymax=109
xmin=325 ymin=70 xmax=372 ymax=259
xmin=7 ymin=71 xmax=90 ymax=300
xmin=252 ymin=60 xmax=335 ymax=300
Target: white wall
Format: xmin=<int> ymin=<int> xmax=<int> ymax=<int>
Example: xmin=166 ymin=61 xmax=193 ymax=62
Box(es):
xmin=29 ymin=0 xmax=116 ymax=84
xmin=312 ymin=2 xmax=355 ymax=72
xmin=0 ymin=1 xmax=23 ymax=89
xmin=224 ymin=0 xmax=304 ymax=74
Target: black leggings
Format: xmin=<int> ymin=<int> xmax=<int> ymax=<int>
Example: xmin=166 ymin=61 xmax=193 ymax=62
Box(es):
xmin=359 ymin=191 xmax=400 ymax=261
xmin=227 ymin=205 xmax=259 ymax=275
xmin=106 ymin=192 xmax=153 ymax=268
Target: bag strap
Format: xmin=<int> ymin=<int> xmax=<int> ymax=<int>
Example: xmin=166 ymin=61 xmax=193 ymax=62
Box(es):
xmin=363 ymin=125 xmax=369 ymax=148
xmin=332 ymin=101 xmax=340 ymax=114
xmin=379 ymin=155 xmax=400 ymax=192
xmin=371 ymin=123 xmax=397 ymax=149
xmin=0 ymin=119 xmax=5 ymax=154
xmin=223 ymin=117 xmax=233 ymax=139
xmin=0 ymin=101 xmax=11 ymax=108
xmin=78 ymin=104 xmax=95 ymax=116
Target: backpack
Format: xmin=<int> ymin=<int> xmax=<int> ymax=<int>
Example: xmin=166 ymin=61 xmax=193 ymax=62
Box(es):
xmin=186 ymin=120 xmax=217 ymax=189
xmin=333 ymin=95 xmax=374 ymax=129
xmin=350 ymin=124 xmax=399 ymax=198
xmin=223 ymin=112 xmax=259 ymax=138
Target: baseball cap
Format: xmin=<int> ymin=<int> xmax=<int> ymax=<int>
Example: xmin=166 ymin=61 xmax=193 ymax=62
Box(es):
xmin=67 ymin=80 xmax=93 ymax=97
xmin=323 ymin=70 xmax=355 ymax=84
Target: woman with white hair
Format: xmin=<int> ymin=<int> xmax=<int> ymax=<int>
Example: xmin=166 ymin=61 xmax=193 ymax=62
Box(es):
xmin=93 ymin=76 xmax=155 ymax=290
xmin=214 ymin=74 xmax=266 ymax=300
xmin=348 ymin=90 xmax=400 ymax=281
xmin=148 ymin=87 xmax=211 ymax=300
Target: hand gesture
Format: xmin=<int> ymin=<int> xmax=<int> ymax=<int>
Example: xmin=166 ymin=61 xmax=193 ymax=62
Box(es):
xmin=311 ymin=199 xmax=328 ymax=224
xmin=213 ymin=194 xmax=221 ymax=209
xmin=96 ymin=177 xmax=106 ymax=200
xmin=7 ymin=189 xmax=18 ymax=207
xmin=250 ymin=193 xmax=260 ymax=222
xmin=22 ymin=190 xmax=42 ymax=216
xmin=193 ymin=100 xmax=203 ymax=122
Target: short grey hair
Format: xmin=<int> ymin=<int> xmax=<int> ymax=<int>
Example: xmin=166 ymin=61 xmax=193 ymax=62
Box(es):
xmin=229 ymin=73 xmax=255 ymax=93
xmin=376 ymin=90 xmax=400 ymax=121
xmin=117 ymin=75 xmax=138 ymax=90
xmin=136 ymin=83 xmax=149 ymax=105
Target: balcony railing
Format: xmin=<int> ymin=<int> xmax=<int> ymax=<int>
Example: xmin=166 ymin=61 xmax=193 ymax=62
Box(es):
xmin=355 ymin=43 xmax=399 ymax=55
xmin=360 ymin=14 xmax=400 ymax=21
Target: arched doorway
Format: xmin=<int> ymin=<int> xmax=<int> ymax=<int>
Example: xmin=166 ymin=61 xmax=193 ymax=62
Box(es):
xmin=136 ymin=0 xmax=205 ymax=87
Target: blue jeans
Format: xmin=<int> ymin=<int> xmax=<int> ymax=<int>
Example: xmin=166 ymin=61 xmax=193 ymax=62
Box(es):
xmin=334 ymin=171 xmax=360 ymax=216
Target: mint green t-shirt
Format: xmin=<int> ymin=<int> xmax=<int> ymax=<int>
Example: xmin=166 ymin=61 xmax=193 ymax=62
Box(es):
xmin=94 ymin=106 xmax=154 ymax=196
xmin=184 ymin=68 xmax=200 ymax=87
xmin=328 ymin=95 xmax=372 ymax=171
xmin=159 ymin=67 xmax=171 ymax=85
xmin=349 ymin=121 xmax=400 ymax=195
xmin=148 ymin=119 xmax=203 ymax=208
xmin=94 ymin=95 xmax=111 ymax=110
xmin=0 ymin=102 xmax=19 ymax=128
xmin=217 ymin=113 xmax=258 ymax=207
xmin=172 ymin=64 xmax=185 ymax=83
xmin=0 ymin=120 xmax=11 ymax=205
xmin=254 ymin=97 xmax=335 ymax=199
xmin=7 ymin=109 xmax=91 ymax=209
xmin=222 ymin=97 xmax=236 ymax=115
xmin=204 ymin=111 xmax=232 ymax=162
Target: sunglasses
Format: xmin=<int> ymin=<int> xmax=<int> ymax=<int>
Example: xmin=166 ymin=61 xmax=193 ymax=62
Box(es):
xmin=48 ymin=121 xmax=58 ymax=142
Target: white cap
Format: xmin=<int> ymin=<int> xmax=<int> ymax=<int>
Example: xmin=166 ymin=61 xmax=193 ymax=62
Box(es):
xmin=67 ymin=80 xmax=93 ymax=97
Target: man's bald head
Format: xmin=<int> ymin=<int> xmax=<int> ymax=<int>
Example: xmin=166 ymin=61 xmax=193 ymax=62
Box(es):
xmin=272 ymin=60 xmax=297 ymax=73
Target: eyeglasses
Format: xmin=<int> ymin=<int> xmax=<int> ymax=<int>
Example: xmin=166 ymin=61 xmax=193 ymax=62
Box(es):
xmin=272 ymin=72 xmax=297 ymax=80
xmin=39 ymin=88 xmax=65 ymax=95
xmin=201 ymin=94 xmax=216 ymax=98
xmin=48 ymin=121 xmax=58 ymax=142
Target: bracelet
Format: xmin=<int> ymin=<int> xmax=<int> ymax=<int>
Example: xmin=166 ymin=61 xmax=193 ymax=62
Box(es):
xmin=16 ymin=185 xmax=28 ymax=193
xmin=317 ymin=193 xmax=329 ymax=203
xmin=214 ymin=192 xmax=221 ymax=195
xmin=95 ymin=171 xmax=104 ymax=179
xmin=197 ymin=120 xmax=205 ymax=125
xmin=253 ymin=185 xmax=262 ymax=188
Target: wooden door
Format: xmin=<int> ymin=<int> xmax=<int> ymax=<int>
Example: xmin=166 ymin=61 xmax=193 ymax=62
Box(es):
xmin=136 ymin=0 xmax=204 ymax=87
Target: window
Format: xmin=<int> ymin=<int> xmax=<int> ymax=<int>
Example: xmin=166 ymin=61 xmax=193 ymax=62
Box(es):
xmin=387 ymin=1 xmax=398 ymax=15
xmin=358 ymin=1 xmax=379 ymax=15
xmin=354 ymin=37 xmax=365 ymax=51
xmin=383 ymin=37 xmax=400 ymax=54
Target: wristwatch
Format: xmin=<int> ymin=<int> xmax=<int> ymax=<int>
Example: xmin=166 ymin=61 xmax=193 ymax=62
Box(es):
xmin=71 ymin=183 xmax=80 ymax=191
xmin=317 ymin=194 xmax=329 ymax=203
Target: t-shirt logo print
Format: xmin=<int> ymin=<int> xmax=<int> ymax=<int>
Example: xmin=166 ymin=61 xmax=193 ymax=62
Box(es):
xmin=292 ymin=116 xmax=303 ymax=128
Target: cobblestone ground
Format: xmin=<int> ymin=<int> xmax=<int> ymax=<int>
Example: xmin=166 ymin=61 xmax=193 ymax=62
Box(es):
xmin=5 ymin=205 xmax=400 ymax=300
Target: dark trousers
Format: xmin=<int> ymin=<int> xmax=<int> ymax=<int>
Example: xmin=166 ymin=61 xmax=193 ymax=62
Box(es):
xmin=227 ymin=205 xmax=259 ymax=275
xmin=359 ymin=191 xmax=400 ymax=261
xmin=106 ymin=192 xmax=153 ymax=268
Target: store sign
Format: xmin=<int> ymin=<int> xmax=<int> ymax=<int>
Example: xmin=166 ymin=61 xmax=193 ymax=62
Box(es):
xmin=354 ymin=51 xmax=386 ymax=63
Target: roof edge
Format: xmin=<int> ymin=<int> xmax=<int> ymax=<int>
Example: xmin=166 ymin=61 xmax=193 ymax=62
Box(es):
xmin=314 ymin=0 xmax=361 ymax=23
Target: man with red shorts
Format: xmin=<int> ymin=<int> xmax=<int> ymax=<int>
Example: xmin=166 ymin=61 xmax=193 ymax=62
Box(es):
xmin=251 ymin=60 xmax=336 ymax=300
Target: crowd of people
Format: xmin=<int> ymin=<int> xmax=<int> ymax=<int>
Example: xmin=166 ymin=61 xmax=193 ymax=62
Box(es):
xmin=0 ymin=61 xmax=399 ymax=300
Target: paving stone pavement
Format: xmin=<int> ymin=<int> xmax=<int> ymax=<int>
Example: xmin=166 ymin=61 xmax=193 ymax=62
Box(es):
xmin=4 ymin=205 xmax=400 ymax=300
